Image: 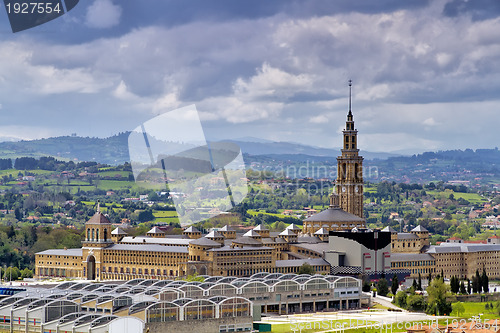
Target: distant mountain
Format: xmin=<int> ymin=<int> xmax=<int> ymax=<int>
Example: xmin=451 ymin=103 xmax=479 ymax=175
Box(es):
xmin=0 ymin=133 xmax=401 ymax=165
xmin=228 ymin=140 xmax=400 ymax=160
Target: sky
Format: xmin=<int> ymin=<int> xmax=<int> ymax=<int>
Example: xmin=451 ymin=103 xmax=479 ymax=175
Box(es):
xmin=0 ymin=0 xmax=499 ymax=154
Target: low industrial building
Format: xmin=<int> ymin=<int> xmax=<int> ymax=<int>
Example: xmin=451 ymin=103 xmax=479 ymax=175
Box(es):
xmin=0 ymin=274 xmax=364 ymax=333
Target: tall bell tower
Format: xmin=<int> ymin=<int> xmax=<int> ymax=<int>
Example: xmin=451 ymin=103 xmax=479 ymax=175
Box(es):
xmin=336 ymin=80 xmax=364 ymax=218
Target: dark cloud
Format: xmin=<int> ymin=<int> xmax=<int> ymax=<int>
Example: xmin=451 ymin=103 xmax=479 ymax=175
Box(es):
xmin=3 ymin=0 xmax=431 ymax=44
xmin=443 ymin=0 xmax=500 ymax=20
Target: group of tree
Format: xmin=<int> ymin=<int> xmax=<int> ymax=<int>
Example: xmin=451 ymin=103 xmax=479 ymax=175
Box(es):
xmin=393 ymin=275 xmax=452 ymax=316
xmin=449 ymin=269 xmax=489 ymax=294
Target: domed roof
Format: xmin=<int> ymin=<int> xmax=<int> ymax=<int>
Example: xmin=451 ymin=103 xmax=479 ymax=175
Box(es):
xmin=304 ymin=207 xmax=364 ymax=223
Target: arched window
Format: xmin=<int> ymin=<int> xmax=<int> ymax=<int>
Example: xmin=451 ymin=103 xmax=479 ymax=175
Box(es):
xmin=87 ymin=229 xmax=90 ymax=241
xmin=104 ymin=229 xmax=107 ymax=242
xmin=92 ymin=229 xmax=95 ymax=241
xmin=96 ymin=229 xmax=99 ymax=241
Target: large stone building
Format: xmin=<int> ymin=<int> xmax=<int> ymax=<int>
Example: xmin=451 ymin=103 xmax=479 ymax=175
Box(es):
xmin=35 ymin=210 xmax=332 ymax=280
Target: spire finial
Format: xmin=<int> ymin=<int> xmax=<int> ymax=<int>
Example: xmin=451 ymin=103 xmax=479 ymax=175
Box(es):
xmin=97 ymin=200 xmax=100 ymax=213
xmin=348 ymin=79 xmax=352 ymax=116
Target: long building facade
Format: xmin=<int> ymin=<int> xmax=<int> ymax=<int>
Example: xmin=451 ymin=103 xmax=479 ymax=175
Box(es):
xmin=35 ymin=212 xmax=332 ymax=280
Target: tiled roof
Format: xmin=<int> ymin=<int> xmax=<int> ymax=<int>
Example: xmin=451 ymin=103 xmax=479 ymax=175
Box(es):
xmin=87 ymin=212 xmax=112 ymax=225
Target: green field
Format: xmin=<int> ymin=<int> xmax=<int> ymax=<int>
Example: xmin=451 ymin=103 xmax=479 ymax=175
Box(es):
xmin=452 ymin=301 xmax=500 ymax=320
xmin=427 ymin=191 xmax=488 ymax=204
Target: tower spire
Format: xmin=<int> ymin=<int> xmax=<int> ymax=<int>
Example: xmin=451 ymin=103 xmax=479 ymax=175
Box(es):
xmin=348 ymin=79 xmax=352 ymax=118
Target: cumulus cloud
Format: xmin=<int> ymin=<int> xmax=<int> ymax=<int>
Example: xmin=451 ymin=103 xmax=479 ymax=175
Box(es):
xmin=85 ymin=0 xmax=122 ymax=29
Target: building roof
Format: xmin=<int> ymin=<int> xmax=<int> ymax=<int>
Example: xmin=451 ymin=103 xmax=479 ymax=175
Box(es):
xmin=87 ymin=212 xmax=112 ymax=225
xmin=253 ymin=224 xmax=269 ymax=231
xmin=279 ymin=229 xmax=297 ymax=236
xmin=210 ymin=245 xmax=271 ymax=252
xmin=314 ymin=228 xmax=329 ymax=235
xmin=183 ymin=226 xmax=201 ymax=233
xmin=381 ymin=226 xmax=396 ymax=233
xmin=189 ymin=237 xmax=222 ymax=247
xmin=219 ymin=225 xmax=235 ymax=232
xmin=411 ymin=225 xmax=428 ymax=232
xmin=36 ymin=248 xmax=83 ymax=256
xmin=427 ymin=243 xmax=500 ymax=254
xmin=298 ymin=235 xmax=322 ymax=244
xmin=292 ymin=242 xmax=330 ymax=254
xmin=205 ymin=230 xmax=223 ymax=238
xmin=286 ymin=223 xmax=301 ymax=231
xmin=147 ymin=226 xmax=164 ymax=234
xmin=104 ymin=244 xmax=188 ymax=253
xmin=232 ymin=236 xmax=262 ymax=246
xmin=397 ymin=233 xmax=419 ymax=240
xmin=243 ymin=230 xmax=261 ymax=237
xmin=120 ymin=236 xmax=191 ymax=246
xmin=275 ymin=258 xmax=329 ymax=268
xmin=111 ymin=227 xmax=128 ymax=235
xmin=390 ymin=253 xmax=435 ymax=262
xmin=304 ymin=207 xmax=364 ymax=223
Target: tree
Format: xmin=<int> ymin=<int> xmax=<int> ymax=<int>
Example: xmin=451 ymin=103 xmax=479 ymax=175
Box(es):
xmin=450 ymin=276 xmax=460 ymax=294
xmin=467 ymin=279 xmax=472 ymax=294
xmin=407 ymin=294 xmax=426 ymax=311
xmin=185 ymin=273 xmax=204 ymax=282
xmin=412 ymin=278 xmax=418 ymax=290
xmin=3 ymin=267 xmax=20 ymax=281
xmin=298 ymin=263 xmax=315 ymax=275
xmin=137 ymin=209 xmax=155 ymax=222
xmin=377 ymin=277 xmax=389 ymax=297
xmin=391 ymin=274 xmax=399 ymax=295
xmin=362 ymin=279 xmax=371 ymax=292
xmin=460 ymin=281 xmax=466 ymax=294
xmin=426 ymin=278 xmax=452 ymax=315
xmin=428 ymin=271 xmax=432 ymax=284
xmin=453 ymin=302 xmax=465 ymax=317
xmin=473 ymin=270 xmax=481 ymax=294
xmin=21 ymin=268 xmax=33 ymax=279
xmin=394 ymin=291 xmax=407 ymax=308
xmin=482 ymin=268 xmax=489 ymax=293
xmin=418 ymin=273 xmax=422 ymax=291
